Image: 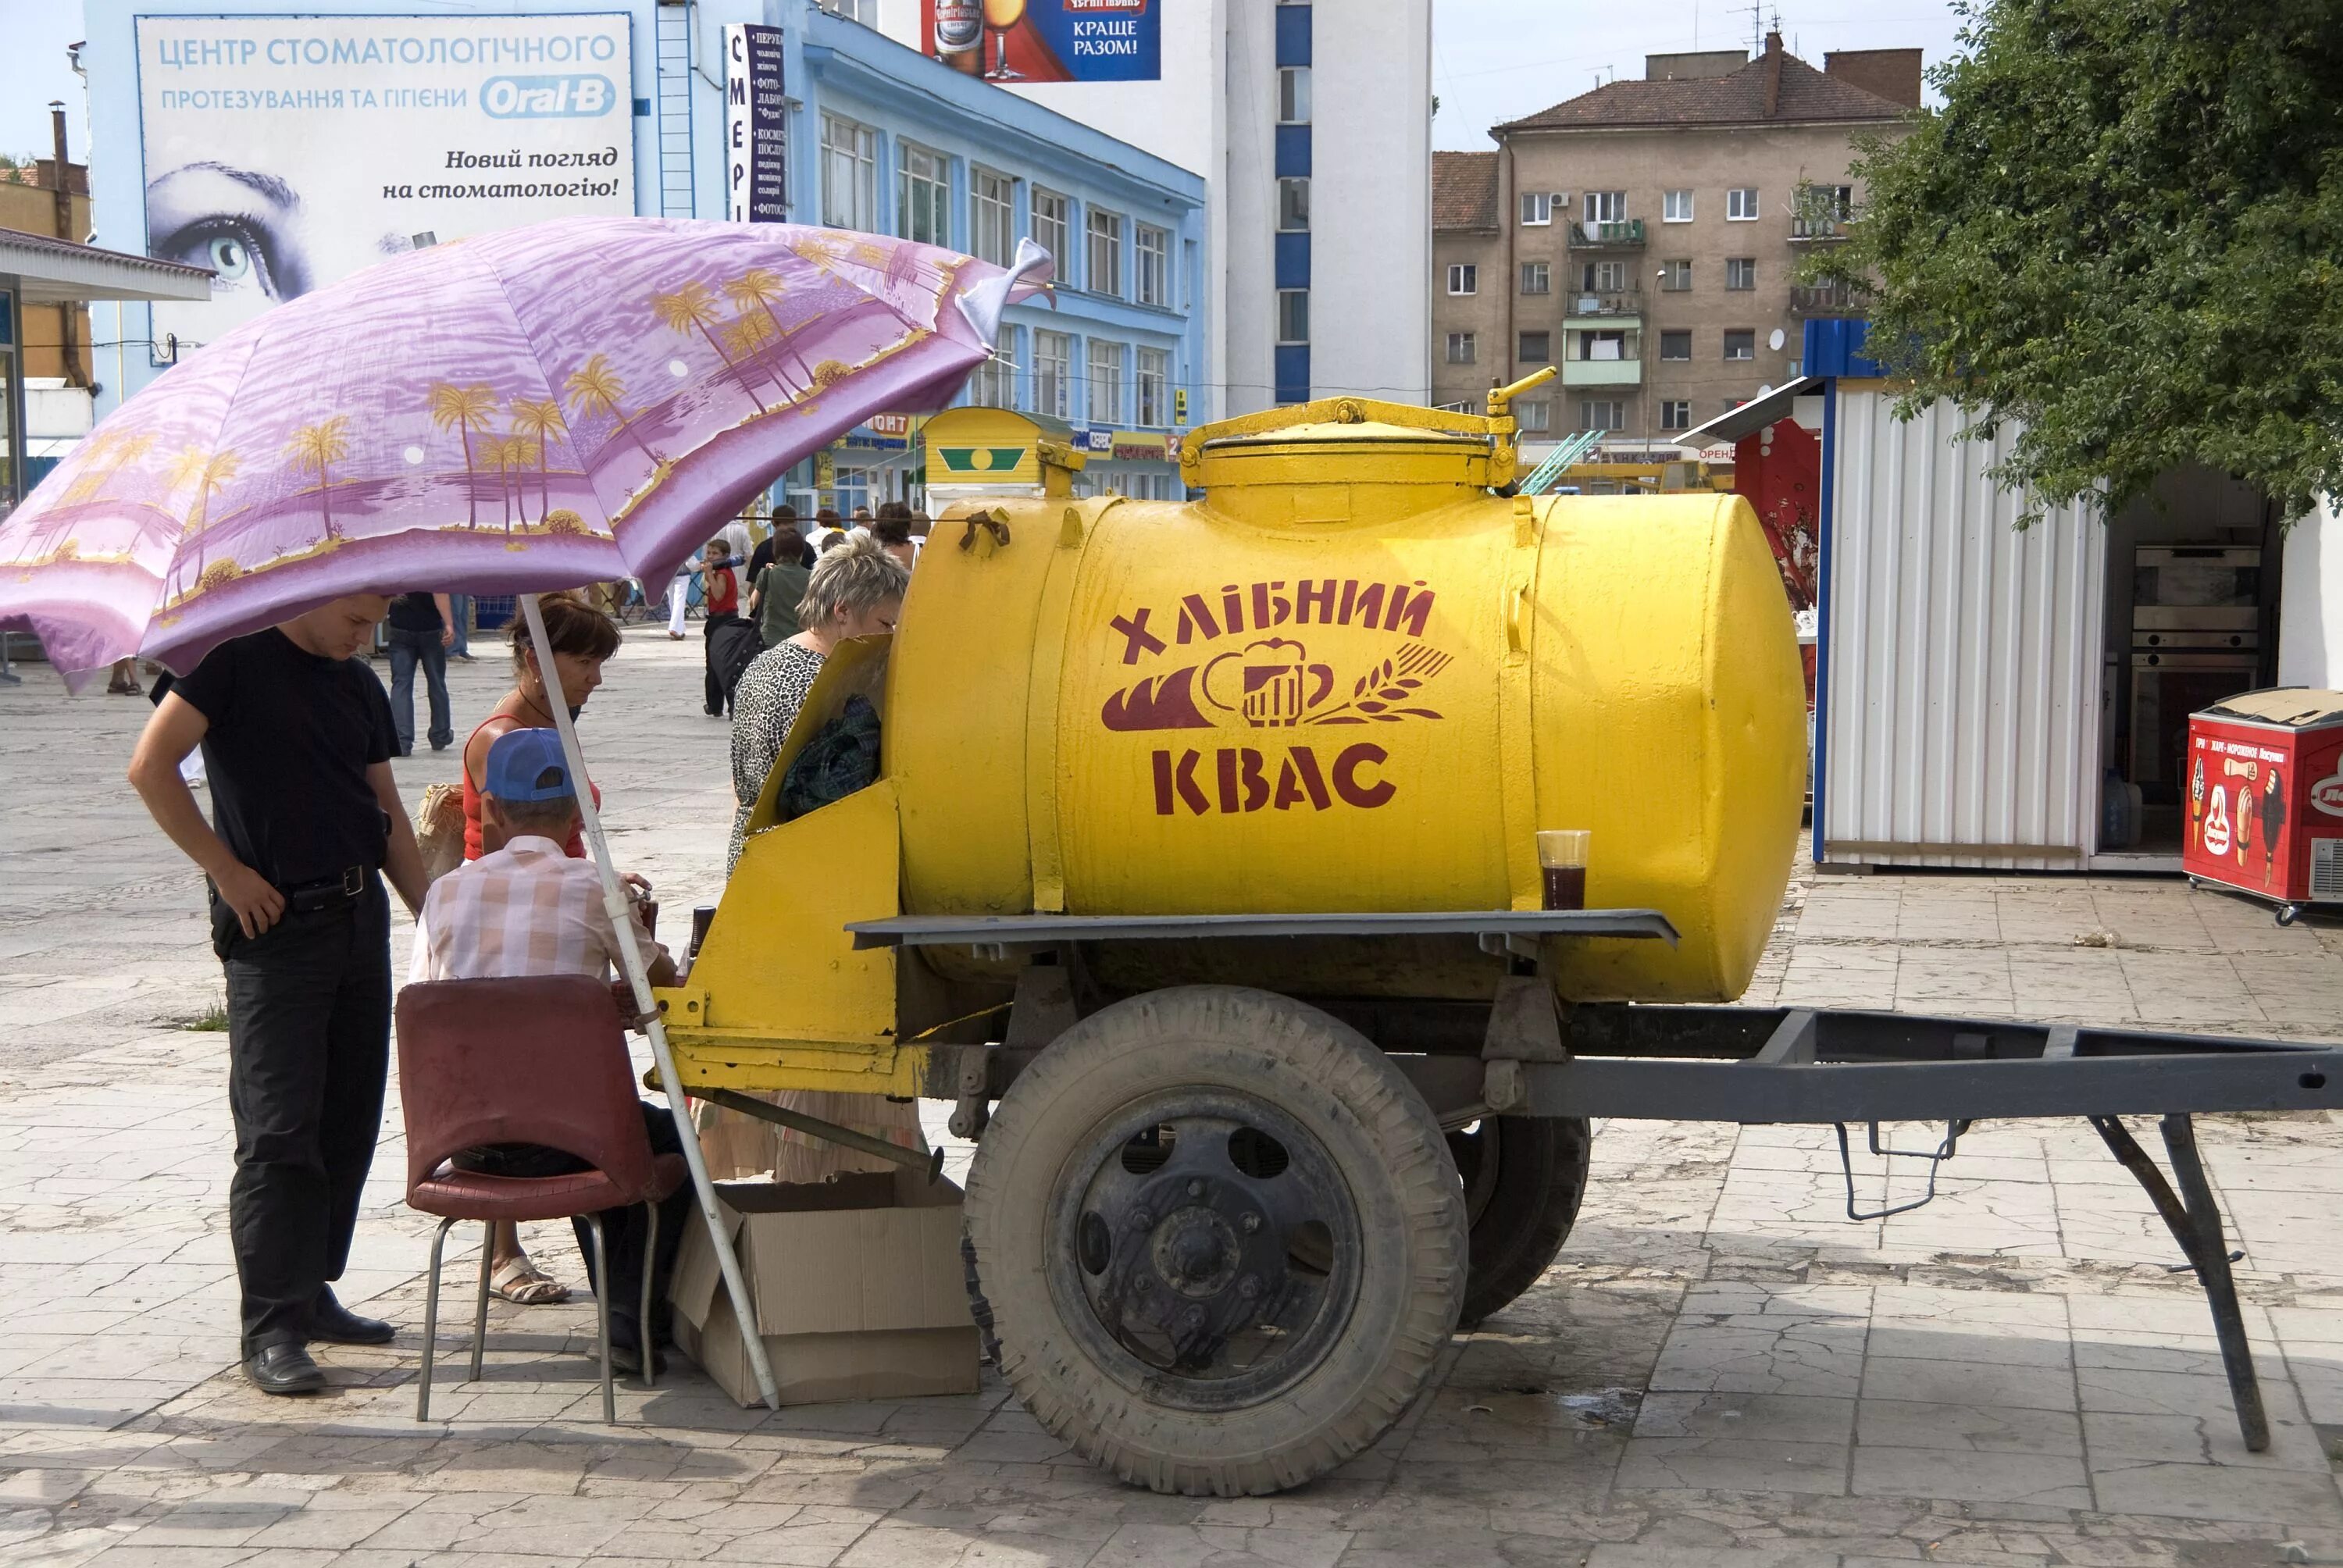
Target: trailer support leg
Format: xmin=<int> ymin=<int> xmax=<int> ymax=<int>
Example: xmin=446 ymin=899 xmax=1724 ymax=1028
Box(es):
xmin=2088 ymin=1114 xmax=2269 ymax=1452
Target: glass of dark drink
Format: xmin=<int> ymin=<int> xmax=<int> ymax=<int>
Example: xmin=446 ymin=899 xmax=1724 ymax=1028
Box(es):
xmin=1537 ymin=830 xmax=1591 ymax=911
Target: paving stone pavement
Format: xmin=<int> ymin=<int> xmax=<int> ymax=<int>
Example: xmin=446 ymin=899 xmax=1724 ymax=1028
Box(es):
xmin=2 ymin=626 xmax=2341 ymax=1567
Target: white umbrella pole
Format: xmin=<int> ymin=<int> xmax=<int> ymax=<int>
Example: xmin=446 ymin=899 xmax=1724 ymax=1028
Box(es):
xmin=519 ymin=592 xmax=782 ymax=1411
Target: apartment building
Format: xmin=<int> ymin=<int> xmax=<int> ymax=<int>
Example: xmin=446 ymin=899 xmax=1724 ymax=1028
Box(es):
xmin=1432 ymin=33 xmax=1917 ymax=450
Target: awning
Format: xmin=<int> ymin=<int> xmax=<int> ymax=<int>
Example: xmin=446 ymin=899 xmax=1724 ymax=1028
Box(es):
xmin=1674 ymin=376 xmax=1822 ymax=451
xmin=0 ymin=230 xmax=214 ymax=305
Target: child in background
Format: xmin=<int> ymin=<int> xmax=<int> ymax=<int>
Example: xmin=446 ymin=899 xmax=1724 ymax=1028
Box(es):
xmin=701 ymin=538 xmax=743 ymax=718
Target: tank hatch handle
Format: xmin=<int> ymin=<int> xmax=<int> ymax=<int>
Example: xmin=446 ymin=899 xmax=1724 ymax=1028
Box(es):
xmin=958 ymin=510 xmax=1011 ymax=557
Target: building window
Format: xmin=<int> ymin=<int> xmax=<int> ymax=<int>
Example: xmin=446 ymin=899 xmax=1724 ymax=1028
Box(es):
xmin=1279 ymin=66 xmax=1311 ymax=123
xmin=971 ymin=168 xmax=1014 ymax=266
xmin=971 ymin=331 xmax=1015 ymax=408
xmin=1725 ymin=257 xmax=1756 ymax=291
xmin=1518 ymin=330 xmax=1551 ymax=364
xmin=819 ymin=114 xmax=877 ymax=230
xmin=1581 ymin=400 xmax=1624 ymax=431
xmin=1136 ymin=345 xmax=1170 ymax=425
xmin=1447 ymin=264 xmax=1478 ymax=295
xmin=1087 ymin=338 xmax=1125 ymax=424
xmin=1446 ymin=331 xmax=1475 ymax=364
xmin=1136 ymin=224 xmax=1169 ymax=307
xmin=1278 ymin=178 xmax=1310 ymax=231
xmin=1727 ymin=187 xmax=1760 ymax=221
xmin=897 ymin=143 xmax=950 ymax=245
xmin=1660 ymin=400 xmax=1692 ymax=431
xmin=1723 ymin=329 xmax=1756 ymax=360
xmin=1087 ymin=208 xmax=1124 ymax=298
xmin=1660 ymin=330 xmax=1692 ymax=361
xmin=1659 ymin=258 xmax=1692 ymax=291
xmin=1278 ymin=290 xmax=1310 ymax=344
xmin=1519 ymin=261 xmax=1550 ymax=294
xmin=817 ymin=0 xmax=876 ymax=22
xmin=1582 ymin=260 xmax=1627 ymax=293
xmin=1034 ymin=329 xmax=1072 ymax=418
xmin=1032 ymin=188 xmax=1071 ymax=274
xmin=1585 ymin=191 xmax=1626 ymax=223
xmin=1516 ymin=398 xmax=1552 ymax=433
xmin=1518 ymin=191 xmax=1553 ymax=226
xmin=832 ymin=463 xmax=873 ymax=516
xmin=1663 ymin=189 xmax=1693 ymax=223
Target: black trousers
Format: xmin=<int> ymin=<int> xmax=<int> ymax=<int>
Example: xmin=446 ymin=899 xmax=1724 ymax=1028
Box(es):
xmin=453 ymin=1103 xmax=690 ymax=1347
xmin=703 ymin=611 xmax=741 ymax=716
xmin=219 ymin=878 xmax=392 ymax=1349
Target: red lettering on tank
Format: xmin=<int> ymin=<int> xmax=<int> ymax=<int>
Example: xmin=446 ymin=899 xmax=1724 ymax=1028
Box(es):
xmin=1237 ymin=748 xmax=1270 ymax=811
xmin=1384 ymin=582 xmax=1433 ymax=636
xmin=1252 ymin=581 xmax=1292 ymax=629
xmin=1176 ymin=593 xmax=1221 ymax=644
xmin=1220 ymin=585 xmax=1246 ymax=636
xmin=1332 ymin=743 xmax=1396 ymax=807
xmin=1294 ymin=579 xmax=1336 ymax=624
xmin=1278 ymin=746 xmax=1333 ymax=809
xmin=1150 ymin=749 xmax=1211 ymax=814
xmin=1346 ymin=583 xmax=1386 ymax=629
xmin=1214 ymin=748 xmax=1240 ymax=814
xmin=1111 ymin=607 xmax=1167 ymax=665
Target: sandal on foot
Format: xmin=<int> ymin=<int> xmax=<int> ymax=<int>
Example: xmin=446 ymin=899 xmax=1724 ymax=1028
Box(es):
xmin=490 ymin=1257 xmax=571 ymax=1305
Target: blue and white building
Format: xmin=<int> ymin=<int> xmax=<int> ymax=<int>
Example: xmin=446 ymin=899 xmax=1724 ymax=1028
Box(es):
xmin=75 ymin=0 xmax=1207 ymax=505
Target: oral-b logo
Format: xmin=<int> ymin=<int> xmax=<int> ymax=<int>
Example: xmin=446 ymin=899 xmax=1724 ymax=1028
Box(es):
xmin=2311 ymin=769 xmax=2343 ymax=817
xmin=481 ymin=74 xmax=616 ymax=118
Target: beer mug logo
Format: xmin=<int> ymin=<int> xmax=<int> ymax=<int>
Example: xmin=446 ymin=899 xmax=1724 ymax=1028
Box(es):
xmin=1200 ymin=640 xmax=1334 ymax=729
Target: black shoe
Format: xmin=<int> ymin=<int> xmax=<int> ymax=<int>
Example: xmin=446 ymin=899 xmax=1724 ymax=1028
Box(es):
xmin=308 ymin=1287 xmax=396 ymax=1345
xmin=244 ymin=1342 xmax=326 ymax=1395
xmin=607 ymin=1338 xmax=667 ymax=1377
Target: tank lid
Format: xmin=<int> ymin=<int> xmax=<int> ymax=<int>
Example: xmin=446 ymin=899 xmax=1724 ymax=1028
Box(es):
xmin=1202 ymin=419 xmax=1492 ymax=455
xmin=1184 ymin=397 xmax=1520 ymax=497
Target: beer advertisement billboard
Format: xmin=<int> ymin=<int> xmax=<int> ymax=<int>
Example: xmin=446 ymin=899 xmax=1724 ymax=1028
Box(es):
xmin=134 ymin=13 xmax=637 ymax=361
xmin=918 ymin=0 xmax=1161 ymax=83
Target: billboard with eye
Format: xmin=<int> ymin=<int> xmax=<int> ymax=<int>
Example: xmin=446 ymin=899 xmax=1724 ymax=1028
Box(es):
xmin=134 ymin=13 xmax=637 ymax=362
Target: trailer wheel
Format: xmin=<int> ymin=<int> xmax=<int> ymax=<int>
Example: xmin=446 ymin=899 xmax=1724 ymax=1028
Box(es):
xmin=962 ymin=985 xmax=1466 ymax=1496
xmin=1449 ymin=1116 xmax=1592 ymax=1327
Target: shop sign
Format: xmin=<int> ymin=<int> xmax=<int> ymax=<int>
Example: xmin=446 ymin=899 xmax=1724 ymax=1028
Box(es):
xmin=1112 ymin=433 xmax=1167 ymax=461
xmin=722 ymin=23 xmax=786 ymax=223
xmin=134 ymin=14 xmax=636 ymax=357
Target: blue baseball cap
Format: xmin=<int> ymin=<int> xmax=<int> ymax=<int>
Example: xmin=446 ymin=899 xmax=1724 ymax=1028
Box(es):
xmin=483 ymin=728 xmax=576 ymax=803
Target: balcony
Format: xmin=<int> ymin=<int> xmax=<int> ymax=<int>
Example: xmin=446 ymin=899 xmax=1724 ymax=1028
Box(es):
xmin=1563 ymin=287 xmax=1642 ymax=320
xmin=1566 ymin=218 xmax=1646 ymax=249
xmin=1561 ymin=357 xmax=1642 ymax=388
xmin=1790 ymin=281 xmax=1863 ymax=315
xmin=1788 ymin=215 xmax=1849 ymax=241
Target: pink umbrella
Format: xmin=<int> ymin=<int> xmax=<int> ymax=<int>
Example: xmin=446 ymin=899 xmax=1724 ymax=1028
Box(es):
xmin=0 ymin=216 xmax=1050 ymax=679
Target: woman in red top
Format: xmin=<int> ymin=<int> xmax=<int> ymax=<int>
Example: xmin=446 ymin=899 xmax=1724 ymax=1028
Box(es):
xmin=457 ymin=595 xmax=622 ymax=1304
xmin=700 ymin=538 xmax=744 ymax=718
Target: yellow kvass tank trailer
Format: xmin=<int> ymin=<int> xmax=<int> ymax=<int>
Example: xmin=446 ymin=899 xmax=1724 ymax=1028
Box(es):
xmin=660 ymin=371 xmax=1810 ymax=1495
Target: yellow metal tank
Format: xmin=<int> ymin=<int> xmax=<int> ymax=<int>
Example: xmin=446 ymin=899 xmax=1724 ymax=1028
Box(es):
xmin=887 ymin=390 xmax=1805 ymax=1003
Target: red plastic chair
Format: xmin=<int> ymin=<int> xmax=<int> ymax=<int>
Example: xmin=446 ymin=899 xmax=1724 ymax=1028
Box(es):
xmin=396 ymin=975 xmax=686 ymax=1423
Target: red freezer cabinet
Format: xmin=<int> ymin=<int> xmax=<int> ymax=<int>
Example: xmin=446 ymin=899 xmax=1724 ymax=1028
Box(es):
xmin=2183 ymin=688 xmax=2343 ymax=924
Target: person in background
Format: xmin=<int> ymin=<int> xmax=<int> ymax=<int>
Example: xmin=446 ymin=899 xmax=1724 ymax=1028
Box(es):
xmin=455 ymin=596 xmax=626 ymax=1307
xmin=700 ymin=538 xmax=743 ymax=718
xmin=746 ymin=504 xmax=815 ymax=581
xmin=871 ymin=504 xmax=919 ymax=572
xmin=812 ymin=507 xmax=846 ymax=555
xmin=106 ymin=657 xmax=144 ymax=696
xmin=704 ymin=536 xmax=914 ymax=1183
xmin=126 ymin=596 xmax=430 ymax=1395
xmin=850 ymin=505 xmax=874 ymax=529
xmin=666 ymin=557 xmax=694 ymax=641
xmin=411 ymin=728 xmax=686 ymax=1377
xmin=447 ymin=594 xmax=475 ymax=663
xmin=746 ymin=524 xmax=812 ymax=649
xmin=385 ymin=592 xmax=456 ymax=756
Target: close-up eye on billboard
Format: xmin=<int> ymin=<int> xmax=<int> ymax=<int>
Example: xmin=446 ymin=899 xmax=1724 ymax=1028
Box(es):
xmin=919 ymin=0 xmax=1160 ymax=83
xmin=134 ymin=12 xmax=637 ymax=356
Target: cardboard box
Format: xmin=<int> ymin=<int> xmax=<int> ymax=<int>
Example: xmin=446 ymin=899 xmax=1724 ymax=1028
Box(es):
xmin=667 ymin=1167 xmax=982 ymax=1407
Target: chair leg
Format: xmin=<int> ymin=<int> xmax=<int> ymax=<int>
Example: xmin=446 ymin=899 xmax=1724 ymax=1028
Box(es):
xmin=639 ymin=1202 xmax=660 ymax=1392
xmin=585 ymin=1213 xmax=614 ymax=1424
xmin=469 ymin=1221 xmax=494 ymax=1383
xmin=418 ymin=1217 xmax=455 ymax=1422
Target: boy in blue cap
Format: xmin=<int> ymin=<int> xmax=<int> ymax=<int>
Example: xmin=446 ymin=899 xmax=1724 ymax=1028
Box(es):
xmin=411 ymin=728 xmax=686 ymax=1374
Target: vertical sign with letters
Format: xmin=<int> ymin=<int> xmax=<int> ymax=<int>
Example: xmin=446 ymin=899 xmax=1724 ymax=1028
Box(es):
xmin=723 ymin=23 xmax=787 ymax=223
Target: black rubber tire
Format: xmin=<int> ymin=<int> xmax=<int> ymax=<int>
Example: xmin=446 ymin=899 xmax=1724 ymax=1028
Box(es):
xmin=962 ymin=984 xmax=1467 ymax=1496
xmin=1450 ymin=1115 xmax=1592 ymax=1328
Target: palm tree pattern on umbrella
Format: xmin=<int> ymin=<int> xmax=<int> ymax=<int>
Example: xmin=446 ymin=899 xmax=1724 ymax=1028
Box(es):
xmin=162 ymin=446 xmax=242 ymax=603
xmin=283 ymin=418 xmax=351 ymax=543
xmin=651 ymin=283 xmax=770 ymax=414
xmin=426 ymin=383 xmax=499 ymax=528
xmin=562 ymin=355 xmax=655 ymax=467
xmin=508 ymin=398 xmax=567 ymax=527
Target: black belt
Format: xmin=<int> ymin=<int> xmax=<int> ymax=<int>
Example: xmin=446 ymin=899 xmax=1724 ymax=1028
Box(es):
xmin=282 ymin=865 xmax=374 ymax=915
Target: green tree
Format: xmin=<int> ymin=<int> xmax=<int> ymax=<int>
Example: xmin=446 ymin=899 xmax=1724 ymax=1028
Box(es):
xmin=1811 ymin=0 xmax=2343 ymax=526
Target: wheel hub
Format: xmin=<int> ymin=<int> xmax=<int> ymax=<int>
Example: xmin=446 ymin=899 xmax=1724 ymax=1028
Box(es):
xmin=1051 ymin=1093 xmax=1363 ymax=1411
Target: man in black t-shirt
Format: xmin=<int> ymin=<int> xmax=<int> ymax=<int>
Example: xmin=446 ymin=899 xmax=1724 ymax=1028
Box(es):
xmin=127 ymin=595 xmax=430 ymax=1395
xmin=385 ymin=591 xmax=455 ymax=754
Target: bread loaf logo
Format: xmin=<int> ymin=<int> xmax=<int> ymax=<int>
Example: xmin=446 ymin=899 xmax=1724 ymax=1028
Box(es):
xmin=1099 ymin=577 xmax=1451 ymax=814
